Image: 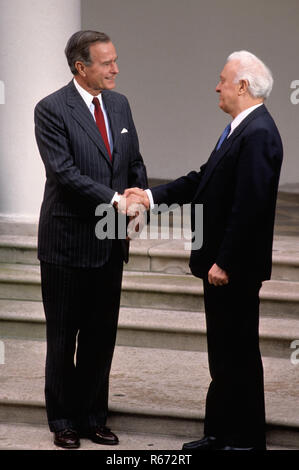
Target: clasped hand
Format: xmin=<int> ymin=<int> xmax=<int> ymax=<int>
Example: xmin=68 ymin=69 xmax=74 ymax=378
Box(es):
xmin=117 ymin=187 xmax=150 ymax=216
xmin=116 ymin=187 xmax=150 ymax=240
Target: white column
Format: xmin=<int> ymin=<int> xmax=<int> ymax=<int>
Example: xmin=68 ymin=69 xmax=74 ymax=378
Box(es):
xmin=0 ymin=0 xmax=81 ymax=226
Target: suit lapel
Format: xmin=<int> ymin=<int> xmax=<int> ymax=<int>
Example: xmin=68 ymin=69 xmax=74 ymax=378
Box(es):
xmin=66 ymin=81 xmax=112 ymax=167
xmin=195 ymin=104 xmax=268 ymax=197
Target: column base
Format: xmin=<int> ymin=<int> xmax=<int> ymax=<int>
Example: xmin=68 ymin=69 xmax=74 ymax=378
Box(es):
xmin=0 ymin=214 xmax=38 ymax=236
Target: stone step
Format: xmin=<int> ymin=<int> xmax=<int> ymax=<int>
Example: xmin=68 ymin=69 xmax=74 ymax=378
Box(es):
xmin=0 ymin=422 xmax=291 ymax=451
xmin=0 ymin=263 xmax=41 ymax=301
xmin=0 ymin=264 xmax=298 ymax=318
xmin=0 ymin=236 xmax=38 ymax=265
xmin=0 ymin=422 xmax=193 ymax=451
xmin=127 ymin=236 xmax=299 ymax=282
xmin=123 ymin=273 xmax=299 ymax=318
xmin=0 ymin=300 xmax=298 ymax=360
xmin=1 ymin=235 xmax=299 ymax=282
xmin=0 ymin=218 xmax=38 ymax=237
xmin=0 ymin=339 xmax=298 ymax=449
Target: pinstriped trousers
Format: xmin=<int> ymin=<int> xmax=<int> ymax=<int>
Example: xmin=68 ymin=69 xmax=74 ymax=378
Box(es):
xmin=40 ymin=241 xmax=123 ymax=433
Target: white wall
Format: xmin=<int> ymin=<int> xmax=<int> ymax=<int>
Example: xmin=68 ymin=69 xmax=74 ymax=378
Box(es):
xmin=82 ymin=0 xmax=299 ymax=188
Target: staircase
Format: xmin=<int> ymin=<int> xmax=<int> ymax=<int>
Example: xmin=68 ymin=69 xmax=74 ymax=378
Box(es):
xmin=0 ymin=226 xmax=299 ymax=450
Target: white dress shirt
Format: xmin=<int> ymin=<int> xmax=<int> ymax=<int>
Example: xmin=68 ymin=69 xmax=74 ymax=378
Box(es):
xmin=73 ymin=78 xmax=119 ymax=205
xmin=73 ymin=78 xmax=113 ymax=150
xmin=228 ymin=103 xmax=263 ymax=137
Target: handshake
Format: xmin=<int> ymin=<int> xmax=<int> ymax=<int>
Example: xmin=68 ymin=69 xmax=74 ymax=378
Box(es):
xmin=116 ymin=187 xmax=150 ymax=216
xmin=115 ymin=187 xmax=151 ymax=240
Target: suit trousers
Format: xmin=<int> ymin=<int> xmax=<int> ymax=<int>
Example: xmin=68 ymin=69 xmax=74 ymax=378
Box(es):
xmin=40 ymin=241 xmax=123 ymax=433
xmin=202 ymin=277 xmax=266 ymax=449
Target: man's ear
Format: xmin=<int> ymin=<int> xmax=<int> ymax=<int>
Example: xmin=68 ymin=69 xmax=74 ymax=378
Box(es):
xmin=238 ymin=79 xmax=249 ymax=96
xmin=75 ymin=61 xmax=86 ymax=77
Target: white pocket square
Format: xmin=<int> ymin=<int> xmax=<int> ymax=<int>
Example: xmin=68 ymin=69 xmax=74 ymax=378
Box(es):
xmin=121 ymin=128 xmax=128 ymax=134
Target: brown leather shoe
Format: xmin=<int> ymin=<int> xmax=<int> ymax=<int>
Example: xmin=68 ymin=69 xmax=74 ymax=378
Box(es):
xmin=88 ymin=425 xmax=119 ymax=445
xmin=54 ymin=429 xmax=80 ymax=449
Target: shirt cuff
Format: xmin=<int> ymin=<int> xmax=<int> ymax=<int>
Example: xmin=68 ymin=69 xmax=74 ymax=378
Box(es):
xmin=145 ymin=189 xmax=155 ymax=210
xmin=111 ymin=192 xmax=121 ymax=206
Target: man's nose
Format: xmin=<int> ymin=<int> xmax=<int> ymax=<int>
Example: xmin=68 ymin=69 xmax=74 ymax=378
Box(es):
xmin=111 ymin=62 xmax=119 ymax=74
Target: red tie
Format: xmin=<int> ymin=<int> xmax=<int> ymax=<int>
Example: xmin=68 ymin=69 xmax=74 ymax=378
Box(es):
xmin=92 ymin=97 xmax=112 ymax=161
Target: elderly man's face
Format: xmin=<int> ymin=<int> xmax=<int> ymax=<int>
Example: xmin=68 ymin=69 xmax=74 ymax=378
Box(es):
xmin=78 ymin=41 xmax=119 ymax=94
xmin=216 ymin=60 xmax=241 ymax=117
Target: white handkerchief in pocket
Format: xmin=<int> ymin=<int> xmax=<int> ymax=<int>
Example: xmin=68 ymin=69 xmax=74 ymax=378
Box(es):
xmin=121 ymin=128 xmax=128 ymax=134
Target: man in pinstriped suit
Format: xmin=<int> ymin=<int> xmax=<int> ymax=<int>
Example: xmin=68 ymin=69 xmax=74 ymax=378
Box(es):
xmin=34 ymin=30 xmax=147 ymax=449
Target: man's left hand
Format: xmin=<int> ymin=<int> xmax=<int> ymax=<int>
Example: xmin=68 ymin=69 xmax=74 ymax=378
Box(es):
xmin=208 ymin=263 xmax=229 ymax=286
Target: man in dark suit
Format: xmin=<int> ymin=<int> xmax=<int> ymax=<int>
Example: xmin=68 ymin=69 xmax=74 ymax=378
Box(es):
xmin=124 ymin=51 xmax=283 ymax=450
xmin=34 ymin=30 xmax=147 ymax=449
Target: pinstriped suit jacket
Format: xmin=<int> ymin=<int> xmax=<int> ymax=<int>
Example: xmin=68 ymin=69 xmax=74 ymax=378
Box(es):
xmin=34 ymin=80 xmax=148 ymax=267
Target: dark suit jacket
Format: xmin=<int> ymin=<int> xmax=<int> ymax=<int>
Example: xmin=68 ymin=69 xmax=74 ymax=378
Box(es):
xmin=35 ymin=80 xmax=147 ymax=267
xmin=151 ymin=105 xmax=283 ymax=281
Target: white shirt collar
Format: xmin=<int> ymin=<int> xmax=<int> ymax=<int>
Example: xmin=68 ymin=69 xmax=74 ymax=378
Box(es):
xmin=228 ymin=103 xmax=263 ymax=136
xmin=73 ymin=77 xmax=104 ymax=108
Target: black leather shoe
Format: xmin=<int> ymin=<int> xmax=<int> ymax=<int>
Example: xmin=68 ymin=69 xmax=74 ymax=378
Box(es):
xmin=220 ymin=446 xmax=255 ymax=451
xmin=88 ymin=425 xmax=119 ymax=445
xmin=54 ymin=429 xmax=80 ymax=449
xmin=220 ymin=445 xmax=266 ymax=451
xmin=182 ymin=436 xmax=219 ymax=451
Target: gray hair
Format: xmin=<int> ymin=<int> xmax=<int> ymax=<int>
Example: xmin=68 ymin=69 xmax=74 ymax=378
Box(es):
xmin=227 ymin=50 xmax=273 ymax=99
xmin=65 ymin=30 xmax=111 ymax=75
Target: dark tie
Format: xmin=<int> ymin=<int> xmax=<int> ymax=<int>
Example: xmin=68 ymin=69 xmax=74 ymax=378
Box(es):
xmin=216 ymin=123 xmax=231 ymax=151
xmin=92 ymin=97 xmax=112 ymax=160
